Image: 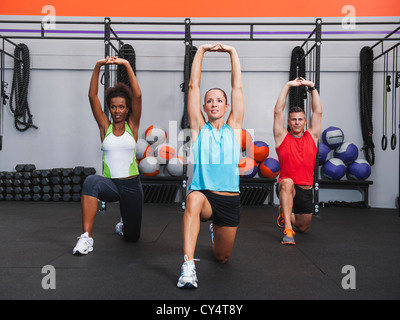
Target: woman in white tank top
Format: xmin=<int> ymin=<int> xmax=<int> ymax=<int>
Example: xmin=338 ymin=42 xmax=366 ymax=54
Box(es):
xmin=73 ymin=56 xmax=144 ymax=255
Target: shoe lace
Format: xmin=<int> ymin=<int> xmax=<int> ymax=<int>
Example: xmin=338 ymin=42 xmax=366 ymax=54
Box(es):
xmin=76 ymin=234 xmax=91 ymax=246
xmin=284 ymin=229 xmax=295 ymax=236
xmin=182 ymin=254 xmax=200 ymax=276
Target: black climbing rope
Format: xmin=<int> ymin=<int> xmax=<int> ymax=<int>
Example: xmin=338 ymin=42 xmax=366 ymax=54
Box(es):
xmin=117 ymin=43 xmax=136 ymax=87
xmin=289 ymin=46 xmax=307 ymax=110
xmin=359 ymin=46 xmax=375 ymax=166
xmin=9 ymin=43 xmax=38 ymax=132
xmin=180 ymin=44 xmax=197 ymax=130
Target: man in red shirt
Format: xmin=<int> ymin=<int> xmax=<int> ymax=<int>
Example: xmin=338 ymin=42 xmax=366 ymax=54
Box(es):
xmin=273 ymin=77 xmax=322 ymax=245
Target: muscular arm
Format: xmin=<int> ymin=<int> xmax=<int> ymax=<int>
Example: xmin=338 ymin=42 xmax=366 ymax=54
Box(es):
xmin=225 ymin=45 xmax=244 ymax=132
xmin=299 ymin=79 xmax=322 ymax=143
xmin=187 ymin=45 xmax=208 ymax=140
xmin=307 ymin=88 xmax=323 ymax=143
xmin=88 ymin=58 xmax=110 ymax=141
xmin=120 ymin=58 xmax=142 ymax=141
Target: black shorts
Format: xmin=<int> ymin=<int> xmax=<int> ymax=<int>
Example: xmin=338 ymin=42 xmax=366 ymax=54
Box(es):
xmin=276 ymin=183 xmax=313 ymax=214
xmin=197 ymin=190 xmax=241 ymax=227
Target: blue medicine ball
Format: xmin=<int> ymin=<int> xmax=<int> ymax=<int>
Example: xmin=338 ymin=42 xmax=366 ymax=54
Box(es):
xmin=334 ymin=142 xmax=359 ymax=165
xmin=322 ymin=126 xmax=344 ymax=149
xmin=318 ymin=142 xmax=331 ymax=165
xmin=323 ymin=158 xmax=346 ymax=180
xmin=347 ymin=159 xmax=371 ymax=180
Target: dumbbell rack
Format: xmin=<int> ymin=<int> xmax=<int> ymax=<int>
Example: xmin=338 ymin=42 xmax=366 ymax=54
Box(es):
xmin=0 ymin=164 xmax=96 ymax=201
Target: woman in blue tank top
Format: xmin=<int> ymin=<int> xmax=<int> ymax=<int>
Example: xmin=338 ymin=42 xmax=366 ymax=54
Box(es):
xmin=73 ymin=56 xmax=144 ymax=255
xmin=177 ymin=43 xmax=245 ymax=288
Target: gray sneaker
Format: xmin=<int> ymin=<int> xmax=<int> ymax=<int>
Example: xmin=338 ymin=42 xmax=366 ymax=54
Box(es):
xmin=281 ymin=228 xmax=295 ymax=245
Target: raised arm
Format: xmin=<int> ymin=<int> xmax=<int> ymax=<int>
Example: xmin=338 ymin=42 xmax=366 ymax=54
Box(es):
xmin=300 ymin=79 xmax=322 ymax=143
xmin=273 ymin=79 xmax=302 ymax=146
xmin=88 ymin=57 xmax=111 ymax=139
xmin=109 ymin=57 xmax=142 ymax=140
xmin=223 ymin=44 xmax=244 ymax=131
xmin=187 ymin=45 xmax=209 ymax=138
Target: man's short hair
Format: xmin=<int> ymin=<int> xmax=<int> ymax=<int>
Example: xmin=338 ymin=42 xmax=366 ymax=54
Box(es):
xmin=288 ymin=106 xmax=305 ymax=115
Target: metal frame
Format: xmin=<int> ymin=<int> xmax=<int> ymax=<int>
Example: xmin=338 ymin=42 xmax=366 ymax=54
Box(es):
xmin=366 ymin=27 xmax=400 ymax=215
xmin=0 ymin=18 xmax=399 ymax=210
xmin=0 ymin=36 xmax=24 ymax=151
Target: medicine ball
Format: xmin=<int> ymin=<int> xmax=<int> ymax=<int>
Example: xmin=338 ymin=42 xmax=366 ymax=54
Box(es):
xmin=318 ymin=142 xmax=331 ymax=165
xmin=145 ymin=125 xmax=167 ymax=146
xmin=335 ymin=142 xmax=359 ymax=165
xmin=249 ymin=140 xmax=269 ymax=162
xmin=154 ymin=143 xmax=175 ymax=164
xmin=259 ymin=158 xmax=280 ymax=178
xmin=239 ymin=157 xmax=258 ymax=178
xmin=323 ymin=158 xmax=346 ymax=180
xmin=136 ymin=138 xmax=152 ymax=160
xmin=241 ymin=129 xmax=253 ymax=151
xmin=139 ymin=156 xmax=160 ymax=176
xmin=166 ymin=156 xmax=186 ymax=177
xmin=322 ymin=126 xmax=344 ymax=149
xmin=347 ymin=159 xmax=371 ymax=180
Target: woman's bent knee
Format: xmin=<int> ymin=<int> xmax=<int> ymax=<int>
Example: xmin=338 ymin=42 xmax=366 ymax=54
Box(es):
xmin=214 ymin=253 xmax=230 ymax=264
xmin=185 ymin=192 xmax=206 ymax=217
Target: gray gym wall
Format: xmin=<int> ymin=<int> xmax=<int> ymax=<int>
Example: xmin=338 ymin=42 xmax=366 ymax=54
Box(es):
xmin=0 ymin=16 xmax=398 ymax=208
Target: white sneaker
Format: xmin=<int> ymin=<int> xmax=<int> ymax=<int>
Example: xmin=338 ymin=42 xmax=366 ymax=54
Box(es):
xmin=115 ymin=219 xmax=124 ymax=236
xmin=72 ymin=232 xmax=93 ymax=255
xmin=177 ymin=255 xmax=199 ymax=289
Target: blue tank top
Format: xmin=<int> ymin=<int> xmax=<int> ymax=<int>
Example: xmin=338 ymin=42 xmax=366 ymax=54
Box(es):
xmin=189 ymin=122 xmax=240 ymax=193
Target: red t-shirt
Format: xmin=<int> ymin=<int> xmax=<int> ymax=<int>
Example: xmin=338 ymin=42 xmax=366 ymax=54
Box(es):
xmin=276 ymin=131 xmax=317 ymax=185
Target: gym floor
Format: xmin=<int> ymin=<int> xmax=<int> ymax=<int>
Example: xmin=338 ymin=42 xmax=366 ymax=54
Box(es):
xmin=0 ymin=201 xmax=399 ymax=300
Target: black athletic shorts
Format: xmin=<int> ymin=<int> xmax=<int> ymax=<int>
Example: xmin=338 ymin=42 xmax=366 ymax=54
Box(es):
xmin=197 ymin=190 xmax=241 ymax=227
xmin=276 ymin=183 xmax=313 ymax=214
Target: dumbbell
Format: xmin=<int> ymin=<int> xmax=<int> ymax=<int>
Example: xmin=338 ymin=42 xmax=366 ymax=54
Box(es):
xmin=23 ymin=179 xmax=32 ymax=187
xmin=40 ymin=170 xmax=52 ymax=178
xmin=4 ymin=172 xmax=14 ymax=187
xmin=61 ymin=168 xmax=73 ymax=177
xmin=62 ymin=193 xmax=72 ymax=201
xmin=15 ymin=164 xmax=36 ymax=172
xmin=62 ymin=177 xmax=72 ymax=185
xmin=71 ymin=175 xmax=83 ymax=184
xmin=32 ymin=170 xmax=41 ymax=178
xmin=51 ymin=176 xmax=61 ymax=185
xmin=52 ymin=193 xmax=62 ymax=201
xmin=43 ymin=193 xmax=52 ymax=201
xmin=32 ymin=193 xmax=42 ymax=201
xmin=51 ymin=168 xmax=62 ymax=176
xmin=53 ymin=185 xmax=63 ymax=193
xmin=72 ymin=193 xmax=81 ymax=202
xmin=23 ymin=194 xmax=32 ymax=201
xmin=5 ymin=193 xmax=14 ymax=201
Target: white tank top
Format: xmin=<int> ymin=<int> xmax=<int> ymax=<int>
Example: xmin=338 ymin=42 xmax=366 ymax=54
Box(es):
xmin=102 ymin=123 xmax=139 ymax=178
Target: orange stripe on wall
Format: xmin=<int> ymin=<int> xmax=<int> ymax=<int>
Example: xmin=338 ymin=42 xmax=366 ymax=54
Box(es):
xmin=1 ymin=0 xmax=399 ymax=17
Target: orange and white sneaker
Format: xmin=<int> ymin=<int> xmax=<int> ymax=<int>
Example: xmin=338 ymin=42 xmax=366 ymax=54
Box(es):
xmin=277 ymin=206 xmax=284 ymax=228
xmin=281 ymin=228 xmax=295 ymax=245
